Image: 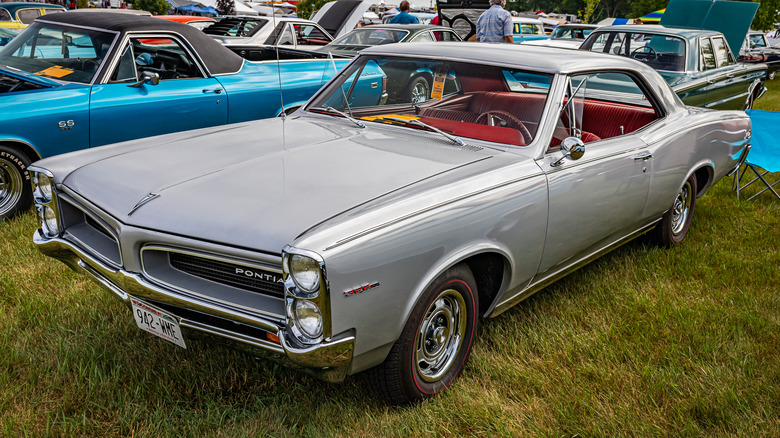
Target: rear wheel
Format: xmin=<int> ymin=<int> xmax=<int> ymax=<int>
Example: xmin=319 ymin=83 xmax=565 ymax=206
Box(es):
xmin=0 ymin=145 xmax=32 ymax=221
xmin=368 ymin=263 xmax=478 ymax=405
xmin=649 ymin=174 xmax=697 ymax=247
xmin=404 ymin=76 xmax=430 ymax=104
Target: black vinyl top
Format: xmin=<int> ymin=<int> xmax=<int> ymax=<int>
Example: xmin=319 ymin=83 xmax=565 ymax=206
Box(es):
xmin=38 ymin=11 xmax=244 ymax=75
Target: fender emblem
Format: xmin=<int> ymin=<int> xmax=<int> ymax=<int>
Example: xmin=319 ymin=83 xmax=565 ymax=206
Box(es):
xmin=58 ymin=120 xmax=75 ymax=130
xmin=344 ymin=282 xmax=380 ymax=297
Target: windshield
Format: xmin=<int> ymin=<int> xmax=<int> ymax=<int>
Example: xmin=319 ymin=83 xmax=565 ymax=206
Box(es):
xmin=202 ymin=17 xmax=269 ymax=37
xmin=748 ymin=33 xmax=766 ymax=48
xmin=330 ymin=28 xmax=410 ymax=46
xmin=0 ymin=22 xmax=116 ymax=83
xmin=308 ymin=55 xmax=553 ymax=146
xmin=550 ymin=26 xmax=594 ymax=40
xmin=585 ymin=32 xmax=686 ymax=72
xmin=514 ymin=23 xmax=543 ymax=35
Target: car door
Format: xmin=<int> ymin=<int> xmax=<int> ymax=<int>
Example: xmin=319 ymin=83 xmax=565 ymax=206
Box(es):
xmin=534 ymin=72 xmax=658 ymax=280
xmin=292 ymin=23 xmax=332 ymax=48
xmin=89 ymin=35 xmax=227 ymax=147
xmin=705 ymin=35 xmax=754 ymax=110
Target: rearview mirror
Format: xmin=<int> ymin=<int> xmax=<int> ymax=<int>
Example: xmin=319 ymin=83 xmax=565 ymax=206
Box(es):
xmin=128 ymin=71 xmax=160 ymax=88
xmin=551 ymin=137 xmax=586 ymax=167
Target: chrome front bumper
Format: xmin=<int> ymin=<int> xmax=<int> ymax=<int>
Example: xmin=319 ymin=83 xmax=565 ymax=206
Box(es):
xmin=34 ymin=230 xmax=355 ymax=383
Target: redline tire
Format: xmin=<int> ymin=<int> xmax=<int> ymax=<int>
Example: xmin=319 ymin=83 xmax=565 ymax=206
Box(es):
xmin=650 ymin=174 xmax=697 ymax=247
xmin=368 ymin=263 xmax=478 ymax=405
xmin=0 ymin=145 xmax=32 ymax=221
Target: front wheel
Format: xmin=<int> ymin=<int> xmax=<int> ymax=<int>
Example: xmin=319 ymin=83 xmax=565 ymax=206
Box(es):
xmin=0 ymin=145 xmax=32 ymax=221
xmin=368 ymin=263 xmax=478 ymax=405
xmin=649 ymin=174 xmax=697 ymax=247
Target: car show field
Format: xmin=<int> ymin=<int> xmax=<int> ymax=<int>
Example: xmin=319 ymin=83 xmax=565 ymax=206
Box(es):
xmin=0 ymin=0 xmax=778 ymax=433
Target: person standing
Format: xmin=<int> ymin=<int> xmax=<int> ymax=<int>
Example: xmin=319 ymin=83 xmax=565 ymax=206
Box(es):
xmin=476 ymin=0 xmax=513 ymax=43
xmin=389 ymin=1 xmax=419 ymax=25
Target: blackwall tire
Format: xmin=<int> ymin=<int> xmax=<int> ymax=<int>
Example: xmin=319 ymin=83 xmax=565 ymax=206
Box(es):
xmin=0 ymin=145 xmax=32 ymax=221
xmin=368 ymin=263 xmax=478 ymax=405
xmin=650 ymin=174 xmax=697 ymax=247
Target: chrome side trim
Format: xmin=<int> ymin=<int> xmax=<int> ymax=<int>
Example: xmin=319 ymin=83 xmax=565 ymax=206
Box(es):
xmin=489 ymin=219 xmax=661 ymax=316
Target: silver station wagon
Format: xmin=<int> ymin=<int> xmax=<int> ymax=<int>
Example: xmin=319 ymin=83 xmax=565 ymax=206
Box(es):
xmin=32 ymin=43 xmax=751 ymax=404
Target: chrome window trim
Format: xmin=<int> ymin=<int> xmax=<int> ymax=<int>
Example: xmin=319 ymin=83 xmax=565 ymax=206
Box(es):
xmin=100 ymin=31 xmax=211 ymax=85
xmin=32 ymin=19 xmax=121 ymax=86
xmin=140 ymin=244 xmax=285 ymax=320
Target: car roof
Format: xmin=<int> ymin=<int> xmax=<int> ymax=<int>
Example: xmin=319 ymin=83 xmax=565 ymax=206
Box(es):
xmin=512 ymin=17 xmax=543 ymax=24
xmin=155 ymin=15 xmax=215 ymax=23
xmin=594 ymin=24 xmax=721 ymax=40
xmin=38 ymin=11 xmax=244 ymax=75
xmin=362 ymin=42 xmax=664 ymax=75
xmin=556 ymin=24 xmax=599 ymax=29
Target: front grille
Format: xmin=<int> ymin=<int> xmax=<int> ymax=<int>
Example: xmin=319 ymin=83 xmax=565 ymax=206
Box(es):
xmin=59 ymin=197 xmax=121 ymax=266
xmin=147 ymin=299 xmax=277 ymax=342
xmin=169 ymin=252 xmax=284 ymax=297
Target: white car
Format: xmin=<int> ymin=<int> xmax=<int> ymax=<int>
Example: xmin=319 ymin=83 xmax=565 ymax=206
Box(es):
xmin=203 ymin=16 xmax=333 ymax=50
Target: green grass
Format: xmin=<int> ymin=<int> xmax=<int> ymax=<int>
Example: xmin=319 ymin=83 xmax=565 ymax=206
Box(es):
xmin=1 ymin=89 xmax=779 ymax=437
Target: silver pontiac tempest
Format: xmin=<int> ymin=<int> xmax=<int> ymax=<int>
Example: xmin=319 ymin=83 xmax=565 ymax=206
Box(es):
xmin=31 ymin=43 xmax=750 ymax=404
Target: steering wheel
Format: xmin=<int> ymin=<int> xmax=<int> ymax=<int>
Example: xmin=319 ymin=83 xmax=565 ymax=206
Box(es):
xmin=630 ymin=46 xmax=658 ymax=62
xmin=475 ymin=110 xmax=532 ymax=144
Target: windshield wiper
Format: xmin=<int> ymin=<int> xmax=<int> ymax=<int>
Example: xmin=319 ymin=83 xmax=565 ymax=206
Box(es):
xmin=382 ymin=116 xmax=463 ymax=146
xmin=318 ymin=105 xmax=365 ymax=128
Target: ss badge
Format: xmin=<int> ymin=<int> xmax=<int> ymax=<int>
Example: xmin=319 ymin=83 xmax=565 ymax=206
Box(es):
xmin=58 ymin=120 xmax=75 ymax=130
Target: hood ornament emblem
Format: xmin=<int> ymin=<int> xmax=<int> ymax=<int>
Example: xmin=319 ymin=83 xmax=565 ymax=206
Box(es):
xmin=128 ymin=192 xmax=160 ymax=216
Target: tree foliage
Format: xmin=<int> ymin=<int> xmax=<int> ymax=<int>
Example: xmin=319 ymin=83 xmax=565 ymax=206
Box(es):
xmin=133 ymin=0 xmax=170 ymax=15
xmin=216 ymin=0 xmax=235 ymax=16
xmin=297 ymin=0 xmax=329 ymax=20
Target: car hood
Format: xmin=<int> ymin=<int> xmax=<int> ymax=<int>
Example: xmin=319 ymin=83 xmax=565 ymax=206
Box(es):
xmin=660 ymin=0 xmax=759 ymax=56
xmin=0 ymin=64 xmax=62 ymax=89
xmin=61 ymin=115 xmax=497 ymax=253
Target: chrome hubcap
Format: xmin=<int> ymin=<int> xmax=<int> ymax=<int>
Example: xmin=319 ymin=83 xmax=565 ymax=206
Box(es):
xmin=411 ymin=83 xmax=427 ymax=103
xmin=415 ymin=289 xmax=467 ymax=382
xmin=0 ymin=158 xmax=22 ymax=217
xmin=671 ymin=180 xmax=693 ymax=235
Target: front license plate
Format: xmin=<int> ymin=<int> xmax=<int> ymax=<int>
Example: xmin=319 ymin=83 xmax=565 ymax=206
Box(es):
xmin=130 ymin=297 xmax=187 ymax=349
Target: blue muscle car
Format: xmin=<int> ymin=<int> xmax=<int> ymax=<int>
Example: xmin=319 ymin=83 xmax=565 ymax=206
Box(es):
xmin=0 ymin=12 xmax=349 ymax=220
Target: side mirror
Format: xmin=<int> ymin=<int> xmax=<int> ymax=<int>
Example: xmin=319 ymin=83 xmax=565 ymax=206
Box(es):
xmin=551 ymin=136 xmax=585 ymax=167
xmin=128 ymin=71 xmax=160 ymax=88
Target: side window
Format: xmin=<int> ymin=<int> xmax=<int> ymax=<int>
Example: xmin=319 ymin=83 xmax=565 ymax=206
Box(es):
xmin=0 ymin=8 xmax=12 ymax=22
xmin=111 ymin=37 xmax=203 ymax=82
xmin=278 ymin=25 xmax=295 ymax=46
xmin=431 ymin=31 xmax=457 ymax=41
xmin=700 ymin=38 xmax=716 ymax=70
xmin=110 ymin=44 xmax=137 ymax=83
xmin=712 ymin=37 xmax=734 ymax=67
xmin=590 ymin=32 xmax=622 ymax=53
xmin=17 ymin=9 xmax=41 ymax=24
xmin=294 ymin=24 xmax=330 ymax=45
xmin=410 ymin=31 xmax=434 ymax=42
xmin=551 ymin=71 xmax=660 ymax=149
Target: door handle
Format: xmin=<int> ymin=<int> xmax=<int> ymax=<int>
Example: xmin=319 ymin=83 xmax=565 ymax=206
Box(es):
xmin=633 ymin=152 xmax=653 ymax=161
xmin=202 ymin=88 xmax=223 ymax=94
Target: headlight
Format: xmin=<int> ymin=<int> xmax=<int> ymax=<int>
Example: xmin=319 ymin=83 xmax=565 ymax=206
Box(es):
xmin=39 ymin=205 xmax=60 ymax=237
xmin=289 ymin=254 xmax=321 ymax=293
xmin=294 ymin=299 xmax=323 ymax=339
xmin=32 ymin=172 xmax=53 ymax=203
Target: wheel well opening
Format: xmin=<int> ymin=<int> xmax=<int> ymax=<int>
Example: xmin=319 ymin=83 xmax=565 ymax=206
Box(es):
xmin=0 ymin=141 xmax=41 ymax=165
xmin=462 ymin=253 xmax=506 ymax=316
xmin=693 ymin=166 xmax=711 ymax=197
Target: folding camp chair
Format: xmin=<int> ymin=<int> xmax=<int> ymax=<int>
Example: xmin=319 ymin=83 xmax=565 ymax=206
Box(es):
xmin=734 ymin=109 xmax=780 ymax=201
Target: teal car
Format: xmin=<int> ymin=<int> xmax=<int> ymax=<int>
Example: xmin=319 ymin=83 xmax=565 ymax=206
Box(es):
xmin=511 ymin=17 xmax=547 ymax=44
xmin=0 ymin=12 xmax=349 ymax=220
xmin=580 ymin=0 xmax=767 ymax=110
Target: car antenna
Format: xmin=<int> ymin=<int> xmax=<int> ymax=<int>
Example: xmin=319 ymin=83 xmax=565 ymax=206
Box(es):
xmin=272 ymin=9 xmax=286 ymax=119
xmin=328 ymin=52 xmax=354 ymax=117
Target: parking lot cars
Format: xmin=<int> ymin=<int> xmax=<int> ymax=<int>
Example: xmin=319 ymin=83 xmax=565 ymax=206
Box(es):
xmin=315 ymin=24 xmax=462 ymax=58
xmin=580 ymin=25 xmax=767 ymax=110
xmin=0 ymin=2 xmax=65 ymax=30
xmin=0 ymin=27 xmax=16 ymax=46
xmin=32 ymin=42 xmax=750 ymax=404
xmin=511 ymin=16 xmax=547 ymax=43
xmin=154 ymin=15 xmax=215 ymax=31
xmin=523 ymin=23 xmax=598 ymax=49
xmin=203 ymin=16 xmax=333 ymax=49
xmin=739 ymin=30 xmax=780 ymax=80
xmin=0 ymin=12 xmax=349 ymax=219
